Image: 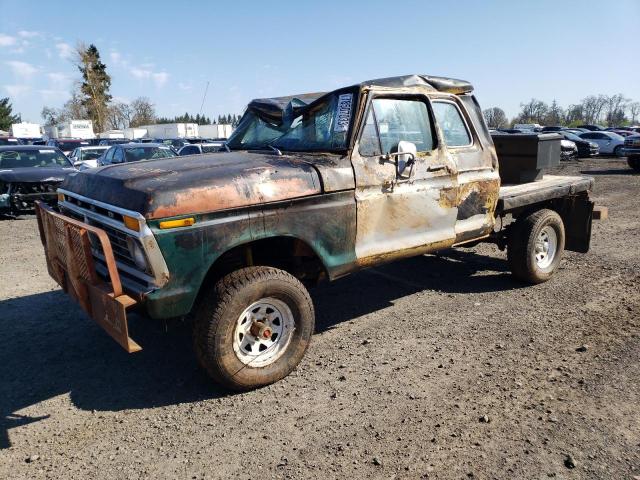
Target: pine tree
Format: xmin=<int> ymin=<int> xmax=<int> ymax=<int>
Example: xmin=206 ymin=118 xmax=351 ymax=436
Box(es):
xmin=76 ymin=44 xmax=111 ymax=132
xmin=0 ymin=97 xmax=21 ymax=131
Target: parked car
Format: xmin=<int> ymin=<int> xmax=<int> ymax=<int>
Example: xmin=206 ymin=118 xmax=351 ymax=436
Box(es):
xmin=68 ymin=146 xmax=109 ymax=169
xmin=0 ymin=145 xmax=75 ymax=214
xmin=610 ymin=129 xmax=636 ymax=137
xmin=496 ymin=128 xmax=528 ymax=134
xmin=178 ymin=142 xmax=227 ymax=155
xmin=622 ymin=135 xmax=640 ymax=171
xmin=513 ymin=123 xmax=542 ymax=131
xmin=541 ymin=126 xmax=567 ymax=132
xmin=578 ymin=131 xmax=625 ymax=156
xmin=0 ymin=137 xmax=22 ymax=146
xmin=565 ymin=128 xmax=590 ymax=135
xmin=99 ymin=143 xmax=176 ymax=166
xmin=560 ymin=139 xmax=578 ymax=161
xmin=555 ymin=131 xmax=599 ymax=157
xmin=98 ymin=138 xmax=130 ymax=146
xmin=46 ymin=138 xmax=90 ymax=156
xmin=576 ymin=124 xmax=605 ymax=131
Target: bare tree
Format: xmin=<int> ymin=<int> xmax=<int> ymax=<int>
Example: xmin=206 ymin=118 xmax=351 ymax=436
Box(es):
xmin=544 ymin=100 xmax=564 ymax=126
xmin=106 ymin=102 xmax=132 ymax=130
xmin=516 ymin=99 xmax=548 ymax=124
xmin=482 ymin=107 xmax=508 ymax=128
xmin=603 ymin=93 xmax=629 ymax=126
xmin=628 ymin=102 xmax=640 ymax=124
xmin=580 ymin=95 xmax=608 ymax=124
xmin=129 ymin=97 xmax=156 ymax=127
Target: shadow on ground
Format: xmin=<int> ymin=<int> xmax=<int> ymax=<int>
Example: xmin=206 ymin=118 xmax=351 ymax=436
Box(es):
xmin=0 ymin=248 xmax=517 ymax=449
xmin=580 ymin=168 xmax=636 ymax=176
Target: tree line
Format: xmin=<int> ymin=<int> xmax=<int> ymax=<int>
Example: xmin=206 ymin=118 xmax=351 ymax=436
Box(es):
xmin=39 ymin=43 xmax=240 ymax=132
xmin=483 ymin=94 xmax=640 ymax=129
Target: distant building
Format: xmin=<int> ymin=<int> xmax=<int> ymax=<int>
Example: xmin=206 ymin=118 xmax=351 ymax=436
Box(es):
xmin=44 ymin=120 xmax=95 ymax=139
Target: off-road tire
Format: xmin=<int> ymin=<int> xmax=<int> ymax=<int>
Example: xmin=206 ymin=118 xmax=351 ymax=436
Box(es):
xmin=193 ymin=266 xmax=315 ymax=391
xmin=628 ymin=156 xmax=640 ymax=172
xmin=507 ymin=209 xmax=565 ymax=284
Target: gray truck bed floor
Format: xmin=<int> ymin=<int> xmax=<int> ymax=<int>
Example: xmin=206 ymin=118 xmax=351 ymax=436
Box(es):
xmin=497 ymin=175 xmax=594 ymax=212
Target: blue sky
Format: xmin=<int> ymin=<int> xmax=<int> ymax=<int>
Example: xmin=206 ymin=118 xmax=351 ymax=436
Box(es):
xmin=1 ymin=0 xmax=638 ymax=124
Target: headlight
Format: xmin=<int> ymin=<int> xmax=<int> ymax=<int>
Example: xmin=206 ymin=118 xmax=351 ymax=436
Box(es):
xmin=126 ymin=237 xmax=148 ymax=270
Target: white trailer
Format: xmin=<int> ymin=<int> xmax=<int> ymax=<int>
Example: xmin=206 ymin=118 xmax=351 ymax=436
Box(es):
xmin=139 ymin=123 xmax=199 ymax=139
xmin=98 ymin=129 xmax=125 ymax=139
xmin=123 ymin=128 xmax=148 ymax=140
xmin=44 ymin=120 xmax=95 ymax=139
xmin=10 ymin=122 xmax=42 ymax=138
xmin=198 ymin=124 xmax=233 ymax=139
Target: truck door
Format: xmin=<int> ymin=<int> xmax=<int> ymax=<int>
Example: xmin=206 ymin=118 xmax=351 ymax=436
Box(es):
xmin=351 ymin=94 xmax=458 ymax=265
xmin=431 ymin=97 xmax=500 ymax=244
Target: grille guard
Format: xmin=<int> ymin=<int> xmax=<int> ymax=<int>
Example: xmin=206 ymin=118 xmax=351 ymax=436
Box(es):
xmin=35 ymin=201 xmax=141 ymax=353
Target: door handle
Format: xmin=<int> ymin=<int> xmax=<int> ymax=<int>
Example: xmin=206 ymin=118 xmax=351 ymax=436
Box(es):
xmin=428 ymin=164 xmax=447 ymax=172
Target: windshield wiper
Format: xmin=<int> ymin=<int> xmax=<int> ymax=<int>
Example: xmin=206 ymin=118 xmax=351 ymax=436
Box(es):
xmin=267 ymin=145 xmax=282 ymax=156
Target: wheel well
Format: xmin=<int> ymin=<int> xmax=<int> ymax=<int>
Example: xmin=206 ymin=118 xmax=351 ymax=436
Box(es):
xmin=200 ymin=237 xmax=328 ymax=294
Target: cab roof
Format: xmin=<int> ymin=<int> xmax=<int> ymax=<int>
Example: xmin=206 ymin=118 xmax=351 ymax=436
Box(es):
xmin=356 ymin=74 xmax=473 ymax=94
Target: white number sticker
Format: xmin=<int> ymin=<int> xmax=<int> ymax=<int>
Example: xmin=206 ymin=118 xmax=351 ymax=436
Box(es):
xmin=333 ymin=93 xmax=353 ymax=133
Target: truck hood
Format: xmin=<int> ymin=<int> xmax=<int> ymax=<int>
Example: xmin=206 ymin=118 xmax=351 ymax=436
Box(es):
xmin=61 ymin=152 xmax=323 ymax=219
xmin=0 ymin=166 xmax=75 ymax=183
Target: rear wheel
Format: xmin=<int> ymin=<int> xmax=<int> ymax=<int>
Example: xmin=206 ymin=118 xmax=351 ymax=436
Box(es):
xmin=507 ymin=209 xmax=565 ymax=284
xmin=628 ymin=156 xmax=640 ymax=172
xmin=194 ymin=266 xmax=315 ymax=391
xmin=613 ymin=145 xmax=623 ymax=157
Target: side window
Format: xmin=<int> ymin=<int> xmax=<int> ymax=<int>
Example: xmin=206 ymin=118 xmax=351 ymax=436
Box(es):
xmin=113 ymin=147 xmax=124 ymax=163
xmin=581 ymin=133 xmax=595 ymax=139
xmin=432 ymin=101 xmax=472 ymax=147
xmin=358 ymin=98 xmax=434 ymax=156
xmin=102 ymin=148 xmax=114 ymax=164
xmin=359 ymin=109 xmax=381 ymax=157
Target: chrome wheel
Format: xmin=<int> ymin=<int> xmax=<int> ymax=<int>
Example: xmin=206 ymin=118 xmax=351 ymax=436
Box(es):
xmin=534 ymin=226 xmax=557 ymax=270
xmin=232 ymin=298 xmax=295 ymax=367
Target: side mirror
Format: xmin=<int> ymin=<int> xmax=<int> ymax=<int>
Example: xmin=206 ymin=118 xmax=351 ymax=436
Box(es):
xmin=383 ymin=141 xmax=417 ymax=180
xmin=73 ymin=161 xmax=83 ymax=167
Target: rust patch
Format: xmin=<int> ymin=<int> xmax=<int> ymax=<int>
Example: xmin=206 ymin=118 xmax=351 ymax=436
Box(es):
xmin=356 ymin=237 xmax=454 ymax=268
xmin=149 ymin=175 xmax=319 ymax=219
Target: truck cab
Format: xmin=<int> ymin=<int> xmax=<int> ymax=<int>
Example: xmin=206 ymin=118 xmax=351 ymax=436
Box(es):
xmin=36 ymin=74 xmax=596 ymax=390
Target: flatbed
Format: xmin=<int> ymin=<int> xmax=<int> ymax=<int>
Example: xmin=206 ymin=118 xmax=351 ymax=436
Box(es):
xmin=498 ymin=175 xmax=594 ymax=212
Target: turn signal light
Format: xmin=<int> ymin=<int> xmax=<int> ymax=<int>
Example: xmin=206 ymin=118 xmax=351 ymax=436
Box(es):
xmin=159 ymin=217 xmax=195 ymax=229
xmin=57 ymin=192 xmax=64 ymax=202
xmin=123 ymin=215 xmax=140 ymax=232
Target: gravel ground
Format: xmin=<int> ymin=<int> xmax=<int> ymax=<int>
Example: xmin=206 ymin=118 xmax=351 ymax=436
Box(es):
xmin=0 ymin=157 xmax=638 ymax=480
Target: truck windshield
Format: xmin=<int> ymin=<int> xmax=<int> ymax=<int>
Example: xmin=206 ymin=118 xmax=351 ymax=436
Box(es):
xmin=124 ymin=146 xmax=176 ymax=162
xmin=0 ymin=149 xmax=72 ymax=168
xmin=271 ymin=91 xmax=355 ymax=152
xmin=226 ymin=111 xmax=289 ymax=150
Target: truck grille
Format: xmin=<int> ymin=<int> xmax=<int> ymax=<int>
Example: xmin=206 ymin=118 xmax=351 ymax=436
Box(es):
xmin=59 ymin=201 xmax=155 ymax=293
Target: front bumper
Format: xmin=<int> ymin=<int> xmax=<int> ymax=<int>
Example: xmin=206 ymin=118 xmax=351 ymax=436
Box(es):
xmin=35 ymin=201 xmax=141 ymax=353
xmin=621 ymin=147 xmax=640 ymax=157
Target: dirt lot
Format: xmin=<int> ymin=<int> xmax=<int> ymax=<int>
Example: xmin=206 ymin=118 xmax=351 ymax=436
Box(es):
xmin=0 ymin=157 xmax=638 ymax=480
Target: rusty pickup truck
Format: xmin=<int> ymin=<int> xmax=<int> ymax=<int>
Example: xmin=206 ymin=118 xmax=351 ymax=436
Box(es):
xmin=36 ymin=74 xmax=595 ymax=390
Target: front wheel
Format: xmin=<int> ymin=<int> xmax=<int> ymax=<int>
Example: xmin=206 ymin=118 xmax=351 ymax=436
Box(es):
xmin=507 ymin=209 xmax=565 ymax=284
xmin=628 ymin=156 xmax=640 ymax=172
xmin=194 ymin=266 xmax=315 ymax=390
xmin=613 ymin=145 xmax=623 ymax=157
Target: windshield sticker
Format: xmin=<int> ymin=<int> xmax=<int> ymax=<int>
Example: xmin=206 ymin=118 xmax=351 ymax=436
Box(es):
xmin=334 ymin=93 xmax=353 ymax=133
xmin=38 ymin=149 xmax=54 ymax=153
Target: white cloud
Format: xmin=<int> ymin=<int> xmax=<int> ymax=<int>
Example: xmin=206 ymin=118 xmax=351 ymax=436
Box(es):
xmin=4 ymin=84 xmax=31 ymax=97
xmin=152 ymin=72 xmax=169 ymax=88
xmin=129 ymin=67 xmax=168 ymax=88
xmin=38 ymin=89 xmax=68 ymax=101
xmin=55 ymin=42 xmax=74 ymax=59
xmin=0 ymin=34 xmax=17 ymax=47
xmin=47 ymin=72 xmax=70 ymax=87
xmin=18 ymin=30 xmax=40 ymax=38
xmin=109 ymin=51 xmax=122 ymax=65
xmin=6 ymin=60 xmax=38 ymax=79
xmin=130 ymin=67 xmax=152 ymax=79
xmin=178 ymin=82 xmax=192 ymax=91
